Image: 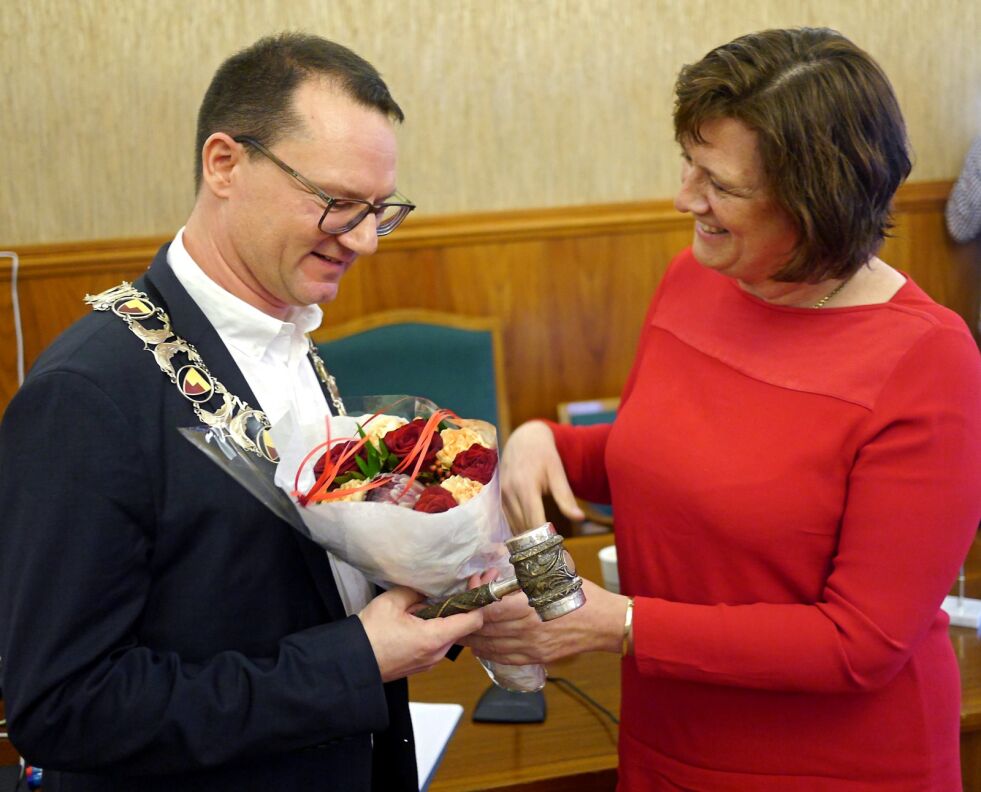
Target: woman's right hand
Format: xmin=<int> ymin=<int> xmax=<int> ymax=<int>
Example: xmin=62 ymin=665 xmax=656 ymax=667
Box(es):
xmin=500 ymin=420 xmax=584 ymax=533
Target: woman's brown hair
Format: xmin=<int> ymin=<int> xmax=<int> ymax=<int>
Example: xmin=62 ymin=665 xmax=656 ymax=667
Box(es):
xmin=674 ymin=28 xmax=912 ymax=282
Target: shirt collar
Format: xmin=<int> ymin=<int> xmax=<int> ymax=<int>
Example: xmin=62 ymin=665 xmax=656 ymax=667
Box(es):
xmin=166 ymin=228 xmax=323 ymax=360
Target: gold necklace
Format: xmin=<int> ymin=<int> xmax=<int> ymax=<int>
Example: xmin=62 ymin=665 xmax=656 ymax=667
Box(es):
xmin=812 ymin=276 xmax=850 ymax=308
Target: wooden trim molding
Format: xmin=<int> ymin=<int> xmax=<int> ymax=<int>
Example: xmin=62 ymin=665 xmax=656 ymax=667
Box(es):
xmin=312 ymin=307 xmax=506 ymax=339
xmin=0 ymin=200 xmax=685 ymax=279
xmin=0 ymin=180 xmax=954 ymax=278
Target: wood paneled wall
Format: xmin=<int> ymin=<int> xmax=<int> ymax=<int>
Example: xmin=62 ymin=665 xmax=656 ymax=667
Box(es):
xmin=0 ymin=181 xmax=978 ymax=427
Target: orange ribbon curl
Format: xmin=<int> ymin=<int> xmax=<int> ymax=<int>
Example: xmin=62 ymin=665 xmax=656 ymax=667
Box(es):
xmin=294 ymin=399 xmax=460 ymax=507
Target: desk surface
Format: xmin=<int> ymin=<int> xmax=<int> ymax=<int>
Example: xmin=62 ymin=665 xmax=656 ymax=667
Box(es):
xmin=411 ymin=649 xmax=620 ymax=792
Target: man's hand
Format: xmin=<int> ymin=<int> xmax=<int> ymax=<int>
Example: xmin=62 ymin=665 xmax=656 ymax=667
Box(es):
xmin=501 ymin=421 xmax=584 ymax=533
xmin=359 ymin=586 xmax=484 ymax=682
xmin=460 ymin=579 xmax=629 ymax=665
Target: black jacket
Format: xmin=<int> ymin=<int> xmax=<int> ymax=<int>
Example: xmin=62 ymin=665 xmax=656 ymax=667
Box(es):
xmin=0 ymin=245 xmax=416 ymax=791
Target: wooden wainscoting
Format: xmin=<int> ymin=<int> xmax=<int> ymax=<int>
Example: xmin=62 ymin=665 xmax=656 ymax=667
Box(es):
xmin=0 ymin=182 xmax=978 ymax=426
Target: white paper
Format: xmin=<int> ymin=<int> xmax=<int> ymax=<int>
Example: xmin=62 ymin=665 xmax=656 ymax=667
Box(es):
xmin=409 ymin=701 xmax=464 ymax=791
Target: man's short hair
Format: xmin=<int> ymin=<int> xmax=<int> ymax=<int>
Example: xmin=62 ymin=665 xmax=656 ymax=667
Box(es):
xmin=194 ymin=32 xmax=404 ymax=192
xmin=673 ymin=27 xmax=912 ymax=282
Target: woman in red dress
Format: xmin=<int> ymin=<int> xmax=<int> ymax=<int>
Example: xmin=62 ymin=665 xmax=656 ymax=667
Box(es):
xmin=466 ymin=28 xmax=981 ymax=791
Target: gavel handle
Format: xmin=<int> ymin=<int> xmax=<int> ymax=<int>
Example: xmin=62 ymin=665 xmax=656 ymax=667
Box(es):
xmin=415 ymin=577 xmax=520 ymax=619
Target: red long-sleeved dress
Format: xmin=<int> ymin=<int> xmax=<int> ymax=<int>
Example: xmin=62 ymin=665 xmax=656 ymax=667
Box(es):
xmin=551 ymin=249 xmax=981 ymax=790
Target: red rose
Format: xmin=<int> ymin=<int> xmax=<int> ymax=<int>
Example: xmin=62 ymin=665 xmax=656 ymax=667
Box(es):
xmin=383 ymin=418 xmax=443 ymax=464
xmin=314 ymin=440 xmax=362 ymax=478
xmin=413 ymin=485 xmax=458 ymax=513
xmin=450 ymin=443 xmax=498 ymax=484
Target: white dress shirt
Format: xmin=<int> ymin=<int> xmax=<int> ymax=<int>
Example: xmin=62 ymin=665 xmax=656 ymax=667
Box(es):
xmin=167 ymin=228 xmax=373 ymax=615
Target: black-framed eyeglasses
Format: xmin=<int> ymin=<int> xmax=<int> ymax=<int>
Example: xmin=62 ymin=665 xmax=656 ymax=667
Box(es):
xmin=233 ymin=135 xmax=415 ymax=237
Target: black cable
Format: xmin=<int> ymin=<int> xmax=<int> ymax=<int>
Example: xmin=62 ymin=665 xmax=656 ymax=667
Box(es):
xmin=547 ymin=675 xmax=619 ymax=725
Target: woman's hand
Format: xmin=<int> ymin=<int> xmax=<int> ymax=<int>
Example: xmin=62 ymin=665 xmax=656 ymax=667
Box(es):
xmin=460 ymin=578 xmax=630 ymax=665
xmin=501 ymin=420 xmax=584 ymax=533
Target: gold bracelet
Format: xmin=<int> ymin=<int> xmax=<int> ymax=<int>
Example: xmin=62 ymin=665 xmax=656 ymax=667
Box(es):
xmin=621 ymin=597 xmax=635 ymax=658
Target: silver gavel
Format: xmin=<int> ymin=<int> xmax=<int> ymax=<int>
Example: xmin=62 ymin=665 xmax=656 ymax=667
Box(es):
xmin=415 ymin=522 xmax=586 ymax=621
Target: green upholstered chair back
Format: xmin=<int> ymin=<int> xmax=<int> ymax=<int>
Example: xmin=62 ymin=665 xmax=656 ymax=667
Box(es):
xmin=557 ymin=398 xmax=619 ymax=527
xmin=313 ymin=310 xmax=510 ymax=438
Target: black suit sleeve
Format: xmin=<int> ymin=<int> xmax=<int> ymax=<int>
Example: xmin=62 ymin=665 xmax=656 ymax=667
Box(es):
xmin=372 ymin=678 xmax=418 ymax=792
xmin=0 ymin=369 xmax=390 ymax=774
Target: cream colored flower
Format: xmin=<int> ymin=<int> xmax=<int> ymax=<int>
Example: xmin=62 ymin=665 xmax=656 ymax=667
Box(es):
xmin=355 ymin=413 xmax=408 ymax=449
xmin=331 ymin=478 xmax=367 ymax=502
xmin=441 ymin=475 xmax=483 ymax=504
xmin=436 ymin=427 xmax=490 ymax=468
xmin=455 ymin=418 xmax=497 ymax=448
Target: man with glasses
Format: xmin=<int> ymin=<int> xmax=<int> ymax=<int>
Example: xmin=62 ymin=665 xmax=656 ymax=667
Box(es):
xmin=0 ymin=33 xmax=481 ymax=792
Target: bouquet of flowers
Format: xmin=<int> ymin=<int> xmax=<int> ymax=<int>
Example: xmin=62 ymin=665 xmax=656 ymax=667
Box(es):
xmin=271 ymin=396 xmax=509 ymax=597
xmin=183 ymin=395 xmax=544 ymax=690
xmin=267 ymin=395 xmax=546 ymax=692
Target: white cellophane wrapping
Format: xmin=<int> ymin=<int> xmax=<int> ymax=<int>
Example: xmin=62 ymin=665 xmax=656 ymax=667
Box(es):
xmin=270 ymin=397 xmax=546 ymax=692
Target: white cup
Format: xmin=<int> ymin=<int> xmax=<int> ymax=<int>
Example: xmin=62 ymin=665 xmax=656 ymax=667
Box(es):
xmin=598 ymin=544 xmax=619 ymax=593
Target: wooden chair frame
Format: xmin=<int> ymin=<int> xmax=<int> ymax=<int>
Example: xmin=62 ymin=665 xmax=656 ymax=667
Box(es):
xmin=311 ymin=308 xmax=512 ymax=440
xmin=557 ymin=396 xmax=620 ymax=427
xmin=556 ymin=397 xmax=620 ymax=529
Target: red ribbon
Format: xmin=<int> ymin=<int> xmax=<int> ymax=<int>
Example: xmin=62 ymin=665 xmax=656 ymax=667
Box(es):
xmin=295 ymin=400 xmax=460 ymax=507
